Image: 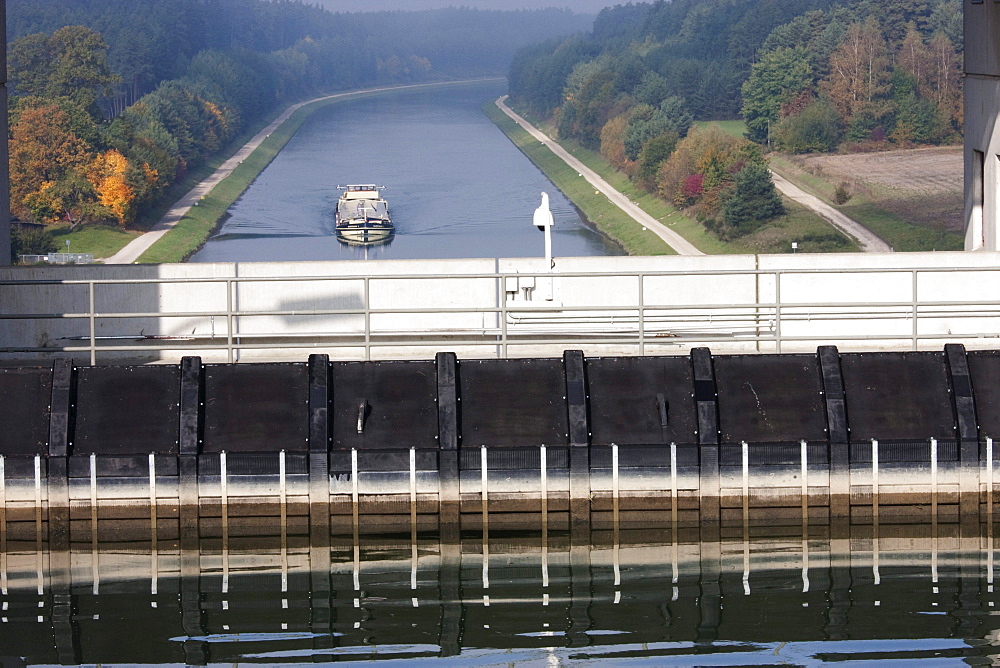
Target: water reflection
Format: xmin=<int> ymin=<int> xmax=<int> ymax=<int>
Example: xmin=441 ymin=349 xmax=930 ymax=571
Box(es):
xmin=3 ymin=521 xmax=1000 ymax=665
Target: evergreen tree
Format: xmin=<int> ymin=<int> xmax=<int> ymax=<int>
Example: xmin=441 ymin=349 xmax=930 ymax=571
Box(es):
xmin=721 ymin=162 xmax=785 ymax=235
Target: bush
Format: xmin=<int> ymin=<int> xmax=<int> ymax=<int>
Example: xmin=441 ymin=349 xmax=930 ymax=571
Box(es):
xmin=833 ymin=181 xmax=852 ymax=205
xmin=11 ymin=225 xmax=56 ymax=262
xmin=772 ymin=99 xmax=842 ymax=153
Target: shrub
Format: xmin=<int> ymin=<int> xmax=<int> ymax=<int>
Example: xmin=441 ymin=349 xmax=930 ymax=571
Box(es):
xmin=772 ymin=99 xmax=842 ymax=153
xmin=833 ymin=181 xmax=852 ymax=205
xmin=11 ymin=225 xmax=56 ymax=262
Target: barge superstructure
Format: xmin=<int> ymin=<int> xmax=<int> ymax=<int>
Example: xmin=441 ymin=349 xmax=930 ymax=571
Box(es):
xmin=335 ymin=184 xmax=393 ymax=244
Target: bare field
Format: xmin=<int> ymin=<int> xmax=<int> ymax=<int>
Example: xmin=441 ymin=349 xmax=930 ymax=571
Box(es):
xmin=793 ymin=146 xmax=963 ymax=232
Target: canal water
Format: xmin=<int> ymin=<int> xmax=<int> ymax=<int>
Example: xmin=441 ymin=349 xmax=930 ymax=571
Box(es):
xmin=4 ymin=525 xmax=1000 ymax=664
xmin=191 ymin=81 xmax=623 ymax=263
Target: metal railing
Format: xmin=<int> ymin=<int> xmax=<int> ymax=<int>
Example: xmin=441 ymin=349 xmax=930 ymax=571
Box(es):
xmin=3 ymin=264 xmax=1000 ymax=363
xmin=18 ymin=253 xmax=95 ymax=265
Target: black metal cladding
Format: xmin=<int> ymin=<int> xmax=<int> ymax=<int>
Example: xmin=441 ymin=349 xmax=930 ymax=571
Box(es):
xmin=969 ymin=350 xmax=1000 ymax=439
xmin=0 ymin=366 xmax=51 ymax=455
xmin=586 ymin=356 xmax=697 ymax=446
xmin=0 ymin=347 xmax=989 ymax=465
xmin=202 ymin=363 xmax=309 ymax=453
xmin=841 ymin=352 xmax=957 ymax=443
xmin=74 ymin=366 xmax=180 ymax=455
xmin=714 ymin=354 xmax=827 ymax=445
xmin=457 ymin=358 xmax=567 ymax=447
xmin=330 ymin=360 xmax=437 ymax=450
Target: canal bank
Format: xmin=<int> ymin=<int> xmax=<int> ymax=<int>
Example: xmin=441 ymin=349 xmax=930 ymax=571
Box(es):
xmin=490 ymin=97 xmax=700 ymax=256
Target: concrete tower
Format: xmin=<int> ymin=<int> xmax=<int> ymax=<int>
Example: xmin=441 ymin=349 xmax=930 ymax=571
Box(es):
xmin=0 ymin=0 xmax=9 ymax=266
xmin=965 ymin=0 xmax=1000 ymax=250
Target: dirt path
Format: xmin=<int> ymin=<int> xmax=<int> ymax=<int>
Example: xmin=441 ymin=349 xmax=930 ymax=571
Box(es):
xmin=106 ymin=80 xmax=501 ymax=264
xmin=769 ymin=172 xmax=893 ymax=252
xmin=495 ymin=96 xmax=704 ymax=256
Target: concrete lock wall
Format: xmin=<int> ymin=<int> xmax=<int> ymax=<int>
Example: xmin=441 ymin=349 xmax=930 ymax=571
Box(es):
xmin=965 ymin=0 xmax=1000 ymax=250
xmin=1 ymin=346 xmax=997 ymax=541
xmin=4 ymin=252 xmax=1000 ymax=362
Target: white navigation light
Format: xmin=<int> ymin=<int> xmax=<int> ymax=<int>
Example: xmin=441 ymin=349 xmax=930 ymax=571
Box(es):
xmin=533 ymin=192 xmax=554 ymax=231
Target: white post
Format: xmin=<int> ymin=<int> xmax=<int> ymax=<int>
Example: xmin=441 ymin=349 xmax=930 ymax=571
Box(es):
xmin=533 ymin=192 xmax=555 ymax=301
xmin=544 ymin=224 xmax=553 ymax=300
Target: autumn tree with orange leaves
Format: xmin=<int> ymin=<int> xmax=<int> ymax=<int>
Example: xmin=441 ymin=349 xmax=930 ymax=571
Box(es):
xmin=89 ymin=150 xmax=136 ymax=227
xmin=9 ymin=101 xmax=95 ymax=225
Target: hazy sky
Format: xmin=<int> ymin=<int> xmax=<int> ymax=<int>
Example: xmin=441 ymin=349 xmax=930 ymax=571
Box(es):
xmin=315 ymin=0 xmax=616 ymax=13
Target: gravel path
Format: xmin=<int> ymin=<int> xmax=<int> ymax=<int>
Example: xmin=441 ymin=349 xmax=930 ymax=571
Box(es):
xmin=769 ymin=172 xmax=893 ymax=252
xmin=495 ymin=96 xmax=704 ymax=256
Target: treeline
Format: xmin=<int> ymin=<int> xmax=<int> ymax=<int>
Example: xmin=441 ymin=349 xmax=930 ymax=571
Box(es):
xmin=507 ymin=0 xmax=962 ymax=242
xmin=742 ymin=3 xmax=962 ymax=151
xmin=7 ymin=0 xmax=592 ymax=231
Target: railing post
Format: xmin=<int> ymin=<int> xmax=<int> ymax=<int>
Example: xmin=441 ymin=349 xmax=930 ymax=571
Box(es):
xmin=912 ymin=269 xmax=919 ymax=350
xmin=364 ymin=276 xmax=371 ymax=361
xmin=226 ymin=278 xmax=234 ymax=364
xmin=774 ymin=270 xmax=782 ymax=354
xmin=88 ymin=281 xmax=97 ymax=365
xmin=638 ymin=273 xmax=645 ymax=355
xmin=500 ymin=273 xmax=509 ymax=359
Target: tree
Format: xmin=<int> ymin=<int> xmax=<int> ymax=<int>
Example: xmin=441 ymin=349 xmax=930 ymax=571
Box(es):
xmin=897 ymin=23 xmax=931 ymax=91
xmin=772 ymin=98 xmax=842 ymax=153
xmin=636 ymin=132 xmax=680 ymax=190
xmin=926 ymin=33 xmax=962 ymax=130
xmin=740 ymin=47 xmax=814 ymax=144
xmin=820 ymin=19 xmax=892 ymax=127
xmin=600 ymin=113 xmax=631 ymax=171
xmin=9 ymin=26 xmax=120 ymax=118
xmin=623 ymin=96 xmax=691 ymax=160
xmin=89 ymin=150 xmax=136 ymax=227
xmin=9 ymin=101 xmax=94 ymax=224
xmin=720 ymin=162 xmax=785 ymax=237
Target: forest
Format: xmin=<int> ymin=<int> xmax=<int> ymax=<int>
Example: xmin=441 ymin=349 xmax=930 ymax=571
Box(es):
xmin=6 ymin=0 xmax=593 ymax=243
xmin=507 ymin=0 xmax=963 ymax=242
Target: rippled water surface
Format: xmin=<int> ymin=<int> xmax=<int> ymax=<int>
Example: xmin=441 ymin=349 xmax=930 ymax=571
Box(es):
xmin=191 ymin=81 xmax=622 ymax=262
xmin=4 ymin=525 xmax=1000 ymax=665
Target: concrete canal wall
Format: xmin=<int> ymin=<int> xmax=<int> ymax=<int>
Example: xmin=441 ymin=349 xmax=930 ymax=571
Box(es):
xmin=4 ymin=251 xmax=1000 ymax=362
xmin=2 ymin=345 xmax=999 ymax=540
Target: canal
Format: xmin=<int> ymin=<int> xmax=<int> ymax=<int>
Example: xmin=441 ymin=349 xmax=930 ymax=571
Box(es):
xmin=191 ymin=81 xmax=623 ymax=263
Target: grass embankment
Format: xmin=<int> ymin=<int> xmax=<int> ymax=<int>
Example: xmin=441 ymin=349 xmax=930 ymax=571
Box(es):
xmin=136 ymin=96 xmax=347 ymax=263
xmin=491 ymin=107 xmax=858 ymax=255
xmin=50 ymin=223 xmax=135 ymax=258
xmin=484 ymin=102 xmax=674 ymax=255
xmin=768 ymin=153 xmax=963 ymax=252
